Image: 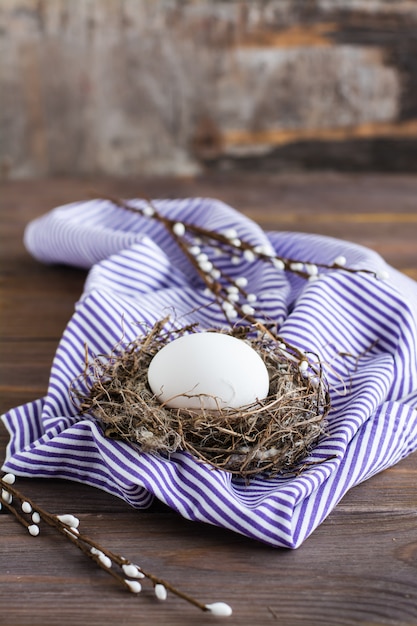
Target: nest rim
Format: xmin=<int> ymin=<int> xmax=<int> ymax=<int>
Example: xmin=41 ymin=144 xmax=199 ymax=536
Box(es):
xmin=71 ymin=321 xmax=331 ymax=480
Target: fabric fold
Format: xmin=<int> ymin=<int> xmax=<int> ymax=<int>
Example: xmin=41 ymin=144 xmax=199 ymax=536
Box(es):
xmin=3 ymin=197 xmax=417 ymax=548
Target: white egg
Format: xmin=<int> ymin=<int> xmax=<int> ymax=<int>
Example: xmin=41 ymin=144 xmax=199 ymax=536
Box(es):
xmin=147 ymin=332 xmax=270 ymax=411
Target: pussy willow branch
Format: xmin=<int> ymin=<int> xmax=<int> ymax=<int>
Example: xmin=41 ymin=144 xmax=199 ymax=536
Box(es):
xmin=102 ymin=194 xmax=388 ymax=280
xmin=100 ymin=195 xmax=323 ymax=364
xmin=99 ymin=195 xmax=389 ymax=370
xmin=0 ymin=475 xmax=232 ymax=617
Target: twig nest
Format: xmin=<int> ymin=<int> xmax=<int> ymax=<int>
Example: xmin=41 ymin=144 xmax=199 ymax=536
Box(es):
xmin=71 ymin=321 xmax=330 ymax=479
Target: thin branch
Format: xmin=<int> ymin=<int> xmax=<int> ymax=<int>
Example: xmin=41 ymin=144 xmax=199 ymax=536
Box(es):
xmin=0 ymin=474 xmax=232 ymax=617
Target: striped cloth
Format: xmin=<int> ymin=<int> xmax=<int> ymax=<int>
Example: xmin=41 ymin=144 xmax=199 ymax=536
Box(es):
xmin=2 ymin=197 xmax=417 ymax=548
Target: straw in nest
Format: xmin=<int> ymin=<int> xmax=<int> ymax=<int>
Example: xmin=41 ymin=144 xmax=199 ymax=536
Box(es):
xmin=71 ymin=320 xmax=330 ymax=479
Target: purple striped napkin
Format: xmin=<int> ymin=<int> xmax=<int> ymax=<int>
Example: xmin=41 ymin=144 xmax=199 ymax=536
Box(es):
xmin=2 ymin=197 xmax=417 ymax=548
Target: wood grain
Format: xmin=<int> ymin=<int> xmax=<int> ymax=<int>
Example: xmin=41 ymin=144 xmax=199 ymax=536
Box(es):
xmin=1 ymin=1 xmax=417 ymax=177
xmin=1 ymin=173 xmax=417 ymax=625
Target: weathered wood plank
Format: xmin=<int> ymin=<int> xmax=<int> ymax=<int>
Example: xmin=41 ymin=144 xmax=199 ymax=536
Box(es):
xmin=1 ymin=1 xmax=417 ymax=177
xmin=1 ymin=458 xmax=417 ymax=626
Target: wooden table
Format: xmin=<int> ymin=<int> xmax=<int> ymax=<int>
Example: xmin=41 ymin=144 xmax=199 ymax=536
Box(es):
xmin=1 ymin=173 xmax=417 ymax=626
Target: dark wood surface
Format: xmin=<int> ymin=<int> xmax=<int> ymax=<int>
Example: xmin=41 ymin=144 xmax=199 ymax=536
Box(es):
xmin=1 ymin=173 xmax=417 ymax=626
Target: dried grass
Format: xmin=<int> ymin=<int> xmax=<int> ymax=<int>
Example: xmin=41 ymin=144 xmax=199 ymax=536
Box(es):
xmin=71 ymin=321 xmax=330 ymax=479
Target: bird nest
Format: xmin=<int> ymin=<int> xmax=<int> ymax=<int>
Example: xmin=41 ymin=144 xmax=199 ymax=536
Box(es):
xmin=71 ymin=321 xmax=330 ymax=479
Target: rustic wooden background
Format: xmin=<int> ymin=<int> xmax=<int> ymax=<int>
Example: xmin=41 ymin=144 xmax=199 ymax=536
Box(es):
xmin=1 ymin=0 xmax=417 ymax=179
